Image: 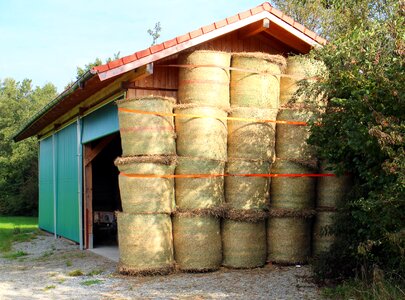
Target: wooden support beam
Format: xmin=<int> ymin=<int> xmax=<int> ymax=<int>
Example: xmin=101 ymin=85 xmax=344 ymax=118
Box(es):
xmin=83 ymin=147 xmax=93 ymax=249
xmin=84 ymin=134 xmax=115 ymax=166
xmin=239 ymin=18 xmax=270 ymax=39
xmin=121 ymin=81 xmax=178 ymax=92
xmin=263 ymin=23 xmax=311 ymax=53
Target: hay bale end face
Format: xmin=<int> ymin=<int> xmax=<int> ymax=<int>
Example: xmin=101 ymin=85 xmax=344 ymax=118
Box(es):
xmin=117 ymin=212 xmax=174 ymax=275
xmin=230 ymin=52 xmax=286 ymax=108
xmin=178 ymin=50 xmax=231 ymax=108
xmin=117 ymin=97 xmax=176 ymax=156
xmin=115 ymin=156 xmax=176 ymax=214
xmin=175 ymin=156 xmax=225 ymax=210
xmin=175 ymin=105 xmax=228 ymax=160
xmin=227 ymin=107 xmax=278 ymax=161
xmin=172 ymin=214 xmax=222 ymax=272
xmin=222 ymin=219 xmax=267 ymax=269
xmin=225 ymin=159 xmax=270 ymax=211
xmin=267 ymin=216 xmax=311 ymax=264
xmin=270 ymin=159 xmax=316 ymax=210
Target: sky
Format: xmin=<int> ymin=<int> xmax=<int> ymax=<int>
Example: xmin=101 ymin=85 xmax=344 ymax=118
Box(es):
xmin=0 ymin=0 xmax=265 ymax=92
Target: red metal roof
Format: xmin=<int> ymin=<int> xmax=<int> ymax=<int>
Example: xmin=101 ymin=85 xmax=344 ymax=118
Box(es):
xmin=93 ymin=2 xmax=326 ymax=81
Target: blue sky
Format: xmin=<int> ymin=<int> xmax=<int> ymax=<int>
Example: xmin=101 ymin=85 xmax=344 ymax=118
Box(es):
xmin=0 ymin=0 xmax=264 ymax=92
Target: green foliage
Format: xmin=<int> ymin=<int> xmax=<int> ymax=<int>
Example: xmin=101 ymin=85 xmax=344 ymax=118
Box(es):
xmin=147 ymin=22 xmax=162 ymax=46
xmin=296 ymin=0 xmax=405 ymax=284
xmin=3 ymin=250 xmax=28 ymax=259
xmin=0 ymin=79 xmax=57 ymax=216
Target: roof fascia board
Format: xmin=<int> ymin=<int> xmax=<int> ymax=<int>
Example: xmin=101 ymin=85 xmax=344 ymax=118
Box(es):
xmin=97 ymin=11 xmax=321 ymax=81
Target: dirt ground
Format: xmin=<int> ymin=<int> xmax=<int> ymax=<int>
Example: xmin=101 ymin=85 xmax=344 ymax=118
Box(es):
xmin=0 ymin=233 xmax=321 ymax=299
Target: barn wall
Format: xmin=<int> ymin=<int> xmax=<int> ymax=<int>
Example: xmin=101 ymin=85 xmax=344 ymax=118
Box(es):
xmin=38 ymin=136 xmax=54 ymax=233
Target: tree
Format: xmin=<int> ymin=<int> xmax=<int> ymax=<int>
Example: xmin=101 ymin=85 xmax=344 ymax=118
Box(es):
xmin=0 ymin=79 xmax=57 ymax=215
xmin=147 ymin=22 xmax=162 ymax=46
xmin=272 ymin=0 xmax=405 ymax=283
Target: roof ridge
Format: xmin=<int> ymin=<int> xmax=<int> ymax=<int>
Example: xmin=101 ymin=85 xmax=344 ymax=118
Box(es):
xmin=93 ymin=2 xmax=326 ymax=76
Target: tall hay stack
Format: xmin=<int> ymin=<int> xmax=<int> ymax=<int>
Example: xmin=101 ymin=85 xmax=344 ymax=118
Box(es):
xmin=117 ymin=97 xmax=176 ymax=156
xmin=173 ymin=50 xmax=231 ymax=272
xmin=116 ymin=96 xmax=177 ymax=276
xmin=313 ymin=164 xmax=352 ymax=256
xmin=222 ymin=53 xmax=286 ymax=269
xmin=267 ymin=56 xmax=321 ymax=265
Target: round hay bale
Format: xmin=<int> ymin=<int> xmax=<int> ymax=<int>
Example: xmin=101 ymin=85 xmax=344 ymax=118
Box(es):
xmin=115 ymin=156 xmax=176 ymax=214
xmin=117 ymin=97 xmax=176 ymax=156
xmin=317 ymin=164 xmax=352 ymax=208
xmin=312 ymin=211 xmax=336 ymax=256
xmin=225 ymin=159 xmax=270 ymax=211
xmin=280 ymin=56 xmax=326 ymax=106
xmin=222 ymin=219 xmax=266 ymax=268
xmin=172 ymin=214 xmax=222 ymax=272
xmin=270 ymin=159 xmax=316 ymax=210
xmin=230 ymin=52 xmax=286 ymax=108
xmin=178 ymin=50 xmax=231 ymax=108
xmin=227 ymin=107 xmax=278 ymax=161
xmin=267 ymin=216 xmax=311 ymax=264
xmin=275 ymin=108 xmax=315 ymax=160
xmin=117 ymin=212 xmax=174 ymax=275
xmin=175 ymin=156 xmax=225 ymax=210
xmin=175 ymin=105 xmax=228 ymax=160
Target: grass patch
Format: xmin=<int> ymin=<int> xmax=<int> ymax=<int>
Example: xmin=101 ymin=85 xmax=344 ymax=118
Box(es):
xmin=0 ymin=216 xmax=38 ymax=252
xmin=2 ymin=250 xmax=28 ymax=259
xmin=68 ymin=269 xmax=84 ymax=277
xmin=87 ymin=268 xmax=104 ymax=276
xmin=66 ymin=260 xmax=72 ymax=267
xmin=80 ymin=279 xmax=103 ymax=286
xmin=322 ymin=278 xmax=405 ymax=300
xmin=43 ymin=285 xmax=56 ymax=291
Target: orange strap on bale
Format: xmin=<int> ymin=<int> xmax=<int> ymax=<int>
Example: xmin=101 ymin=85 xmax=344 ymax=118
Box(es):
xmin=120 ymin=172 xmax=335 ymax=179
xmin=117 ymin=107 xmax=308 ymax=126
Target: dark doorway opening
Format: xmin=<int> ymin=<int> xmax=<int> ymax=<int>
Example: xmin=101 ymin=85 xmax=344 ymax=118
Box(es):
xmin=84 ymin=133 xmax=122 ymax=248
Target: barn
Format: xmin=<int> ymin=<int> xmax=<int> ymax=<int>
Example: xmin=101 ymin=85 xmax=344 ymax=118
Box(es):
xmin=14 ymin=2 xmax=327 ymax=256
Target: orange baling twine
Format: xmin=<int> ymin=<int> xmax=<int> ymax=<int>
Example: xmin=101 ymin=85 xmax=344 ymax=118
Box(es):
xmin=118 ymin=107 xmax=308 ymax=126
xmin=120 ymin=173 xmax=335 ymax=178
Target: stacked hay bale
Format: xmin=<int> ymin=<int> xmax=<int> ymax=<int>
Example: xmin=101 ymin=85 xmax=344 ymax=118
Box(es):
xmin=223 ymin=53 xmax=286 ymax=269
xmin=313 ymin=163 xmax=351 ymax=256
xmin=267 ymin=56 xmax=320 ymax=265
xmin=115 ymin=97 xmax=176 ymax=275
xmin=173 ymin=50 xmax=230 ymax=272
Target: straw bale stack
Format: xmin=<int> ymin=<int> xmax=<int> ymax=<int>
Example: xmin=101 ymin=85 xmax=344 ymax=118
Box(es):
xmin=230 ymin=52 xmax=286 ymax=108
xmin=115 ymin=156 xmax=176 ymax=214
xmin=222 ymin=220 xmax=266 ymax=268
xmin=178 ymin=50 xmax=231 ymax=109
xmin=116 ymin=97 xmax=176 ymax=156
xmin=172 ymin=213 xmax=222 ymax=272
xmin=117 ymin=212 xmax=174 ymax=275
xmin=175 ymin=105 xmax=228 ymax=160
xmin=227 ymin=107 xmax=278 ymax=161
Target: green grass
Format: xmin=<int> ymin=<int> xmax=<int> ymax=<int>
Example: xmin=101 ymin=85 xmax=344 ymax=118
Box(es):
xmin=322 ymin=278 xmax=405 ymax=300
xmin=80 ymin=279 xmax=103 ymax=286
xmin=68 ymin=269 xmax=84 ymax=277
xmin=2 ymin=250 xmax=28 ymax=259
xmin=86 ymin=268 xmax=104 ymax=276
xmin=0 ymin=216 xmax=39 ymax=253
xmin=43 ymin=285 xmax=56 ymax=291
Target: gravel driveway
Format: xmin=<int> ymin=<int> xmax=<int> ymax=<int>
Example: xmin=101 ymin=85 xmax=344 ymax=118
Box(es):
xmin=0 ymin=233 xmax=321 ymax=299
